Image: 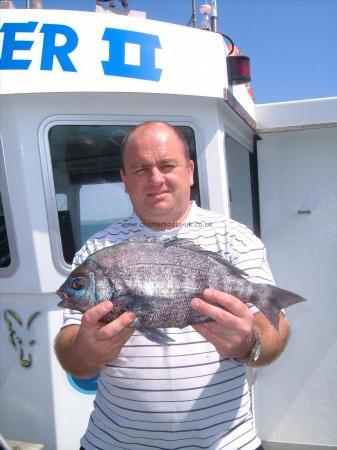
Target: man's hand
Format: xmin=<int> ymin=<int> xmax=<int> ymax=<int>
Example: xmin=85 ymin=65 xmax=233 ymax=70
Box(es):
xmin=54 ymin=301 xmax=135 ymax=378
xmin=191 ymin=288 xmax=290 ymax=365
xmin=191 ymin=289 xmax=255 ymax=359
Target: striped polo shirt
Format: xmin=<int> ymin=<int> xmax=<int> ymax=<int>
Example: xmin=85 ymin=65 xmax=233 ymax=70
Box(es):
xmin=63 ymin=202 xmax=275 ymax=450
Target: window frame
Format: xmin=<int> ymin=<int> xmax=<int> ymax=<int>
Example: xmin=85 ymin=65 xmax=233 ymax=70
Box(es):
xmin=225 ymin=133 xmax=261 ymax=237
xmin=39 ymin=115 xmax=203 ymax=274
xmin=0 ymin=136 xmax=19 ymax=277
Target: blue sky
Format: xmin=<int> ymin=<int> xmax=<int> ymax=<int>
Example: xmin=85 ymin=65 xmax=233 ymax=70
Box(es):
xmin=12 ymin=0 xmax=337 ymax=104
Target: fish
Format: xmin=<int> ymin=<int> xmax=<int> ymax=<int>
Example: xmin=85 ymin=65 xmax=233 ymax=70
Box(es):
xmin=57 ymin=236 xmax=306 ymax=345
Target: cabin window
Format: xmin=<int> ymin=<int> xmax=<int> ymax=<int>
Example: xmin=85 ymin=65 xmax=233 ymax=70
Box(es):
xmin=225 ymin=135 xmax=259 ymax=235
xmin=0 ymin=191 xmax=11 ymax=268
xmin=48 ymin=124 xmax=200 ymax=266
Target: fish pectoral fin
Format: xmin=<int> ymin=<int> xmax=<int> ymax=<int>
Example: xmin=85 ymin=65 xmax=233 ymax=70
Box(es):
xmin=117 ymin=294 xmax=173 ymax=314
xmin=138 ymin=328 xmax=175 ymax=346
xmin=116 ymin=295 xmax=157 ymax=314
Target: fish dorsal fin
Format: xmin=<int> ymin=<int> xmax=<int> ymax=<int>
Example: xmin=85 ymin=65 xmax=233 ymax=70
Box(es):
xmin=122 ymin=236 xmax=161 ymax=244
xmin=163 ymin=237 xmax=248 ymax=278
xmin=89 ymin=237 xmax=161 ymax=258
xmin=163 ymin=237 xmax=199 ymax=250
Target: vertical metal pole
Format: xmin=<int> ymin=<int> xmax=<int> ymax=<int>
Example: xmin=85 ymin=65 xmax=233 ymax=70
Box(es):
xmin=211 ymin=0 xmax=218 ymax=32
xmin=191 ymin=0 xmax=197 ymax=28
xmin=26 ymin=0 xmax=31 ymax=8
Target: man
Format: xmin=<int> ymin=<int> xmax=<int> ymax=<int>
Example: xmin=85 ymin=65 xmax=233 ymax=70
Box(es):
xmin=55 ymin=121 xmax=289 ymax=450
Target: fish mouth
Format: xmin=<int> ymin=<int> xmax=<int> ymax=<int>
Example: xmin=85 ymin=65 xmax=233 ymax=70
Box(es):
xmin=56 ymin=290 xmax=70 ymax=308
xmin=56 ymin=290 xmax=89 ymax=313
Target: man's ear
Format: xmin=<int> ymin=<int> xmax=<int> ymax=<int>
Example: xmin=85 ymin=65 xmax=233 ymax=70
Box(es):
xmin=120 ymin=168 xmax=128 ymax=193
xmin=188 ymin=160 xmax=194 ymax=187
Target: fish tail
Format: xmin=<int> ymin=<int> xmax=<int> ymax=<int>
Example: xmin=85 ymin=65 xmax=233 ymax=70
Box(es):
xmin=138 ymin=329 xmax=175 ymax=346
xmin=252 ymin=284 xmax=306 ymax=330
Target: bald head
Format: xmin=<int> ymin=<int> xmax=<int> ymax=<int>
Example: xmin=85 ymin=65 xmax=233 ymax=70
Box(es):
xmin=119 ymin=120 xmax=194 ymax=228
xmin=121 ymin=121 xmax=190 ymax=170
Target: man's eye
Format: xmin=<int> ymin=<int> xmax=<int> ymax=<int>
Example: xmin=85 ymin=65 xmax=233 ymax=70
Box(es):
xmin=72 ymin=278 xmax=84 ymax=290
xmin=16 ymin=337 xmax=23 ymax=345
xmin=161 ymin=164 xmax=175 ymax=173
xmin=134 ymin=168 xmax=146 ymax=175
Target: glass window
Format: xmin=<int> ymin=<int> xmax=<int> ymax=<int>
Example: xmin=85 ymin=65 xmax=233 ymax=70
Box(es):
xmin=225 ymin=135 xmax=258 ymax=233
xmin=48 ymin=124 xmax=200 ymax=265
xmin=0 ymin=191 xmax=11 ymax=268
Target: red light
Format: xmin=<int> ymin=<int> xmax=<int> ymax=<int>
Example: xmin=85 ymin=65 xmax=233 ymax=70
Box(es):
xmin=227 ymin=56 xmax=251 ymax=85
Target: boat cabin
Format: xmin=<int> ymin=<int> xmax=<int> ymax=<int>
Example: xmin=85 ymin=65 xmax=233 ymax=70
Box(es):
xmin=0 ymin=4 xmax=336 ymax=450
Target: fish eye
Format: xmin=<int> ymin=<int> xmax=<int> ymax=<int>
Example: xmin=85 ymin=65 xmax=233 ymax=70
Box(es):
xmin=71 ymin=277 xmax=85 ymax=291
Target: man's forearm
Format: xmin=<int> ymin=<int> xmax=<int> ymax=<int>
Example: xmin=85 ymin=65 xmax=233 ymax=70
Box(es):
xmin=238 ymin=311 xmax=290 ymax=366
xmin=54 ymin=326 xmax=102 ymax=378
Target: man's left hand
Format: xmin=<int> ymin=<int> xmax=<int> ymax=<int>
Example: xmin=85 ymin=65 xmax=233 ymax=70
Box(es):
xmin=191 ymin=288 xmax=256 ymax=360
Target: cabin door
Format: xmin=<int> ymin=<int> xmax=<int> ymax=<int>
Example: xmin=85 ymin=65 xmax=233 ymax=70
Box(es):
xmin=255 ymin=126 xmax=337 ymax=448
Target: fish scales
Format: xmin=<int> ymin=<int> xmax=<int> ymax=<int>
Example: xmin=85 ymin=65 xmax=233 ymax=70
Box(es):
xmin=57 ymin=236 xmax=306 ymax=344
xmin=95 ymin=243 xmax=219 ymax=328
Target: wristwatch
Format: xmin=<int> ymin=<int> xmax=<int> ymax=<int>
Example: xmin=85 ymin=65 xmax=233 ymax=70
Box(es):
xmin=247 ymin=328 xmax=262 ymax=365
xmin=234 ymin=327 xmax=262 ymax=365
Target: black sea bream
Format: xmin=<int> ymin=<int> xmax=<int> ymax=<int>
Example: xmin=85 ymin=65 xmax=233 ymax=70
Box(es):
xmin=57 ymin=237 xmax=305 ymax=344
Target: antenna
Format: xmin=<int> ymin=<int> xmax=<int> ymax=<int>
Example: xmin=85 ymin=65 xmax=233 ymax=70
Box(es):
xmin=31 ymin=0 xmax=43 ymax=8
xmin=24 ymin=0 xmax=43 ymax=7
xmin=200 ymin=3 xmax=212 ymax=31
xmin=210 ymin=0 xmax=218 ymax=32
xmin=187 ymin=0 xmax=197 ymax=28
xmin=200 ymin=1 xmax=218 ymax=32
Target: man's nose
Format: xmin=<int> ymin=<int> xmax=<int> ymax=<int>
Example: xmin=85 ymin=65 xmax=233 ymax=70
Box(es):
xmin=148 ymin=167 xmax=165 ymax=184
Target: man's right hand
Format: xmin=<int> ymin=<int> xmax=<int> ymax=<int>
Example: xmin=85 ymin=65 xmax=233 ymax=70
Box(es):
xmin=54 ymin=301 xmax=136 ymax=378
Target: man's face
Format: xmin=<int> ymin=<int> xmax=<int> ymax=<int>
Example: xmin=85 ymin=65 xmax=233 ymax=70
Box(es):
xmin=120 ymin=124 xmax=194 ymax=227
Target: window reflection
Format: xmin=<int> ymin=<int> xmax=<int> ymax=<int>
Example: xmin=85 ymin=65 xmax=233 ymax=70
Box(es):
xmin=0 ymin=192 xmax=11 ymax=268
xmin=225 ymin=135 xmax=255 ymax=232
xmin=48 ymin=124 xmax=200 ymax=264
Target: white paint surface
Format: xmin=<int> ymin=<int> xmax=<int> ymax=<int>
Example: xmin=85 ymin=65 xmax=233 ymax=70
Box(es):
xmin=0 ymin=91 xmax=243 ymax=449
xmin=0 ymin=9 xmax=227 ymax=98
xmin=255 ymin=123 xmax=337 ymax=447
